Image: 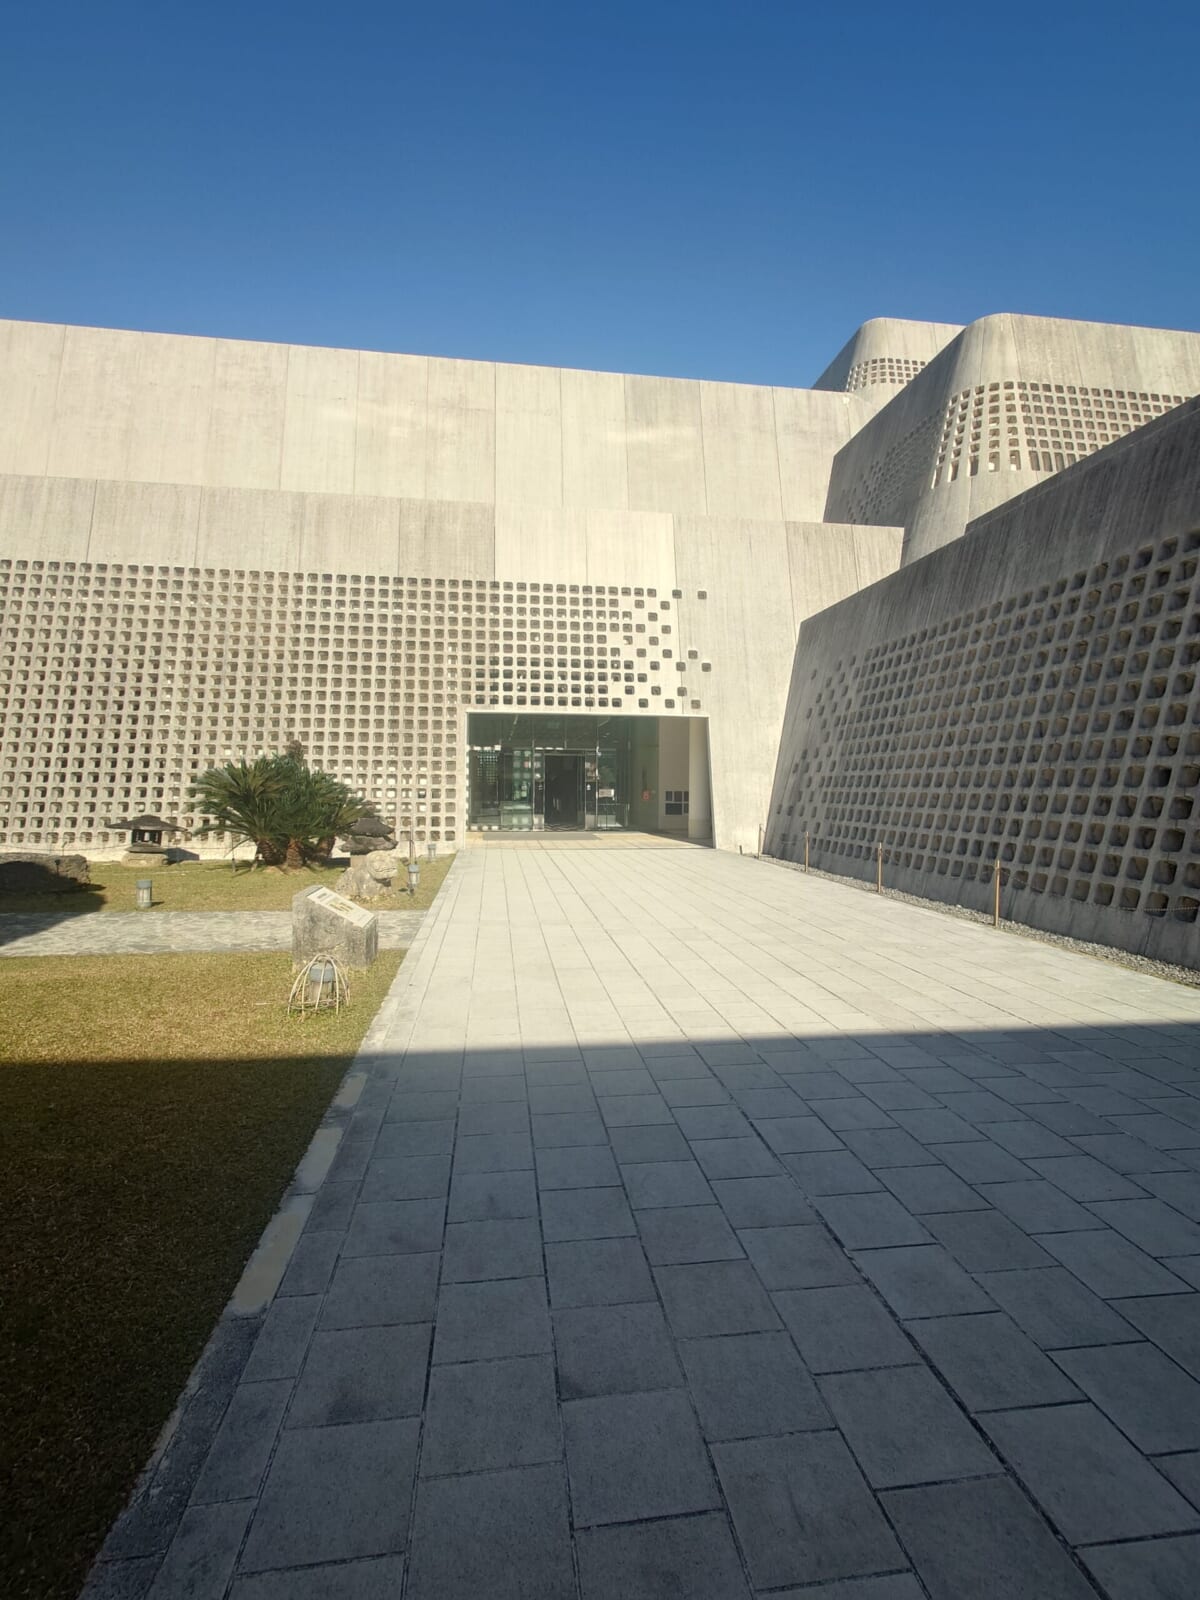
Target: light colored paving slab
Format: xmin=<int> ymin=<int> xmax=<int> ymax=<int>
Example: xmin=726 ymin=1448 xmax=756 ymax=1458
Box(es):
xmin=0 ymin=908 xmax=425 ymax=957
xmin=85 ymin=847 xmax=1200 ymax=1599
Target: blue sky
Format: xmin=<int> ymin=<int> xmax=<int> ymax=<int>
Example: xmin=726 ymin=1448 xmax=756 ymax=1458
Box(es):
xmin=2 ymin=1 xmax=1197 ymax=386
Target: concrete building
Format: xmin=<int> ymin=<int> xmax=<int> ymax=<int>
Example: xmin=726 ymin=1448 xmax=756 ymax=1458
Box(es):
xmin=0 ymin=311 xmax=1197 ymax=911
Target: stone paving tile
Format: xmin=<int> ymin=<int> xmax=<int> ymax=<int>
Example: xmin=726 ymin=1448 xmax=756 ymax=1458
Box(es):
xmin=1080 ymin=1534 xmax=1200 ymax=1600
xmin=575 ymin=1512 xmax=750 ymax=1600
xmin=564 ymin=1388 xmax=720 ymax=1526
xmin=982 ymin=1402 xmax=1200 ymax=1543
xmin=94 ymin=848 xmax=1200 ymax=1599
xmin=715 ymin=1430 xmax=903 ymax=1590
xmin=883 ymin=1477 xmax=1098 ymax=1600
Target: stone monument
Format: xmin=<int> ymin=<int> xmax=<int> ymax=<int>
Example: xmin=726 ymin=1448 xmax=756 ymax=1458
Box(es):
xmin=292 ymin=885 xmax=378 ymax=970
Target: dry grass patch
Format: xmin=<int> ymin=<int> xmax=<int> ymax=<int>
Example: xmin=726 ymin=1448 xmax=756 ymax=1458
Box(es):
xmin=0 ymin=851 xmax=455 ymax=914
xmin=0 ymin=948 xmax=404 ymax=1600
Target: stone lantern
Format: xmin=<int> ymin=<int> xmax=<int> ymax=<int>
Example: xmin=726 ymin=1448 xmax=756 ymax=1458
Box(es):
xmin=105 ymin=814 xmax=180 ymax=868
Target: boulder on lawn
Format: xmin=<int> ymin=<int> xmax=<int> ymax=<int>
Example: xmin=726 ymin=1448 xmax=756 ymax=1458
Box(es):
xmin=0 ymin=853 xmax=91 ymax=894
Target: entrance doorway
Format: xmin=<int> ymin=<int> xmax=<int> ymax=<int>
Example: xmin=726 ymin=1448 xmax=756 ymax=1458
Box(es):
xmin=543 ymin=752 xmax=583 ymax=829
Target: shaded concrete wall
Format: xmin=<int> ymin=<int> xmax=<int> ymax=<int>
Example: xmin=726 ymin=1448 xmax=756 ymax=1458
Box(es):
xmin=767 ymin=399 xmax=1200 ymax=966
xmin=823 ymin=314 xmax=1200 ymax=565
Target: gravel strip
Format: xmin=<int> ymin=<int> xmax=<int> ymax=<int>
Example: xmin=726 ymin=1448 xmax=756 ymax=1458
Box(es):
xmin=760 ymin=854 xmax=1200 ymax=990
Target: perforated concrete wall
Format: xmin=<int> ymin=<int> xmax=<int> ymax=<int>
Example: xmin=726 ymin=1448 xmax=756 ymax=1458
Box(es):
xmin=766 ymin=399 xmax=1200 ymax=967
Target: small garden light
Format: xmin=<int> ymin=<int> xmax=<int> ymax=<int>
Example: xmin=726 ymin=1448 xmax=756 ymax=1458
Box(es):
xmin=407 ymin=858 xmax=421 ymax=897
xmin=135 ymin=879 xmax=153 ymax=909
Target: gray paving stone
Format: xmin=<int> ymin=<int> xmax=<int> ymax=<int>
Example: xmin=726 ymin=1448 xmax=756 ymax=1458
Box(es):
xmin=287 ymin=1323 xmax=430 ymax=1427
xmin=303 ymin=1178 xmax=358 ymax=1234
xmin=554 ymin=1301 xmax=683 ymax=1398
xmin=715 ymin=1430 xmax=902 ymax=1590
xmin=147 ymin=1502 xmax=251 ymax=1600
xmin=673 ymin=1104 xmax=754 ymax=1140
xmin=457 ymin=1100 xmax=529 ymax=1136
xmin=659 ymin=1076 xmax=730 ymax=1106
xmin=1072 ymin=1132 xmax=1188 ymax=1174
xmin=1026 ymin=1154 xmax=1148 ymax=1201
xmin=637 ymin=1202 xmax=743 ymax=1264
xmin=1081 ymin=1534 xmax=1200 ymax=1600
xmin=342 ymin=1198 xmax=444 ymax=1258
xmin=373 ymin=1119 xmax=455 ymax=1158
xmin=239 ymin=1418 xmax=418 ymax=1571
xmin=936 ymin=1089 xmax=1023 ymax=1125
xmin=923 ymin=1208 xmax=1052 ymax=1271
xmin=907 ymin=1312 xmax=1081 ymax=1412
xmin=889 ymin=1108 xmax=983 ymax=1144
xmin=876 ymin=1164 xmax=988 ymax=1214
xmin=544 ymin=1236 xmax=655 ymax=1308
xmin=690 ymin=1136 xmax=780 ymax=1180
xmin=1089 ymin=1197 xmax=1200 ymax=1257
xmin=277 ymin=1232 xmax=341 ymax=1296
xmin=733 ymin=1086 xmax=809 ymax=1119
xmin=359 ymin=1154 xmax=450 ymax=1201
xmin=739 ymin=1223 xmax=857 ymax=1289
xmin=541 ymin=1185 xmax=635 ymax=1241
xmin=319 ymin=1252 xmax=439 ymax=1330
xmin=386 ymin=1090 xmax=459 ymax=1123
xmin=406 ymin=1464 xmax=575 ymax=1600
xmin=1118 ymin=1293 xmax=1200 ymax=1380
xmin=620 ymin=1158 xmax=713 ymax=1209
xmin=229 ymin=1556 xmax=405 ymax=1599
xmin=853 ymin=1244 xmax=994 ymax=1318
xmin=1140 ymin=1171 xmax=1200 ymax=1220
xmin=820 ymin=1364 xmax=995 ymax=1488
xmin=1035 ymin=1227 xmax=1191 ymax=1298
xmin=973 ymin=1178 xmax=1096 ymax=1233
xmin=452 ymin=1129 xmax=534 ymax=1173
xmin=935 ymin=1141 xmax=1032 ymax=1184
xmin=433 ymin=1276 xmax=551 ymax=1364
xmin=790 ymin=1070 xmax=862 ymax=1099
xmin=534 ymin=1144 xmax=620 ymax=1189
xmin=710 ymin=1175 xmax=815 ymax=1227
xmin=1160 ymin=1452 xmax=1200 ymax=1509
xmin=680 ymin=1330 xmax=830 ymax=1439
xmin=815 ymin=1192 xmax=932 ymax=1250
xmin=983 ymin=1402 xmax=1200 ymax=1543
xmin=882 ymin=1476 xmax=1097 ymax=1600
xmin=606 ymin=1122 xmax=692 ymax=1163
xmin=523 ymin=1083 xmax=594 ymax=1117
xmin=1109 ymin=1112 xmax=1200 ymax=1150
xmin=838 ymin=1128 xmax=938 ymax=1169
xmin=973 ymin=1266 xmax=1138 ymax=1349
xmin=599 ymin=1093 xmax=674 ymax=1127
xmin=860 ymin=1082 xmax=941 ymax=1111
xmin=462 ymin=1073 xmax=527 ymax=1103
xmin=531 ymin=1110 xmax=609 ymax=1147
xmin=986 ymin=1119 xmax=1076 ymax=1158
xmin=564 ymin=1388 xmax=720 ymax=1526
xmin=442 ymin=1217 xmax=543 ymax=1281
xmin=774 ymin=1284 xmax=914 ymax=1373
xmin=576 ymin=1512 xmax=750 ymax=1600
xmin=811 ymin=1096 xmax=895 ymax=1132
xmin=1054 ymin=1341 xmax=1200 ymax=1452
xmin=421 ymin=1354 xmax=560 ymax=1475
xmin=191 ymin=1381 xmax=290 ymax=1504
xmin=242 ymin=1296 xmax=320 ymax=1382
xmin=655 ymin=1260 xmax=781 ymax=1337
xmin=783 ymin=1151 xmax=883 ymax=1196
xmin=755 ymin=1114 xmax=845 ymax=1153
xmin=447 ymin=1168 xmax=538 ymax=1221
xmin=768 ymin=1580 xmax=924 ymax=1600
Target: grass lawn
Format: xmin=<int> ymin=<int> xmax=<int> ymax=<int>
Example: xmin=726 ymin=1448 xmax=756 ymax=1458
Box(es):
xmin=0 ymin=851 xmax=456 ymax=914
xmin=0 ymin=948 xmax=404 ymax=1600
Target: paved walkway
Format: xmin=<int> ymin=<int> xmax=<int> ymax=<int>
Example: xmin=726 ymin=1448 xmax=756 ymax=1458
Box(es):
xmin=0 ymin=908 xmax=425 ymax=956
xmin=88 ymin=845 xmax=1200 ymax=1599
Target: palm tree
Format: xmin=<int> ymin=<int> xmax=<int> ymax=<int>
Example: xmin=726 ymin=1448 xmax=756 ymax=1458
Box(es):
xmin=190 ymin=749 xmax=371 ymax=867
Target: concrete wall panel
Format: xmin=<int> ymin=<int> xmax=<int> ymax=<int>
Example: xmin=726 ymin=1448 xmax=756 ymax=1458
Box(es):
xmin=561 ymin=368 xmax=628 ymax=509
xmin=196 ymin=487 xmax=306 ymax=572
xmin=0 ymin=473 xmax=96 ymax=563
xmin=206 ymin=338 xmax=288 ymax=489
xmin=625 ymin=375 xmax=706 ymax=513
xmin=426 ymin=356 xmax=495 ymax=503
xmin=280 ymin=343 xmax=359 ymax=494
xmin=88 ymin=480 xmax=203 ymax=565
xmin=46 ymin=325 xmax=140 ymax=480
xmin=699 ymin=382 xmax=782 ymax=519
xmin=354 ymin=350 xmax=428 ymax=498
xmin=494 ymin=503 xmax=587 ymax=583
xmin=0 ymin=320 xmax=64 ymax=476
xmin=398 ymin=499 xmax=495 ymax=578
xmin=496 ymin=363 xmax=562 ymax=508
xmin=583 ymin=509 xmax=676 ymax=592
xmin=125 ymin=332 xmax=216 ymax=486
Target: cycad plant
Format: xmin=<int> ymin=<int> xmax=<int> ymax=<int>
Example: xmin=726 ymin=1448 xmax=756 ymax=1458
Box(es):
xmin=189 ymin=747 xmax=372 ymax=867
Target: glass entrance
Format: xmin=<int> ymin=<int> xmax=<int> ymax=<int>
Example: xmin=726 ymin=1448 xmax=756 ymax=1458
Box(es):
xmin=467 ymin=713 xmax=655 ymax=832
xmin=543 ymin=752 xmax=583 ymax=828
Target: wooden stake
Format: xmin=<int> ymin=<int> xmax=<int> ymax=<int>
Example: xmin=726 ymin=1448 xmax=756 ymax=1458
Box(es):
xmin=804 ymin=830 xmax=810 ymax=873
xmin=993 ymin=858 xmax=1002 ymax=928
xmin=876 ymin=841 xmax=883 ymax=893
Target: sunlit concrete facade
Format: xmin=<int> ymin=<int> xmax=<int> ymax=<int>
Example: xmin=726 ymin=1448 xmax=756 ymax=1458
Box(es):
xmin=1 ymin=311 xmax=1197 ymax=868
